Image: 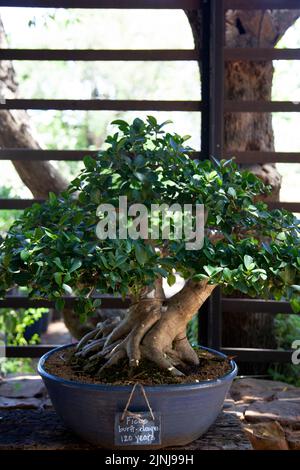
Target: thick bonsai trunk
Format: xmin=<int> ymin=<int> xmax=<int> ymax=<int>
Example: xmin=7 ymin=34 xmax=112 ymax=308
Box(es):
xmin=74 ymin=281 xmax=215 ymax=376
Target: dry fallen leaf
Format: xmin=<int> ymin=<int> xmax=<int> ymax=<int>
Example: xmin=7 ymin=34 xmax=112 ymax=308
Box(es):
xmin=243 ymin=421 xmax=288 ymax=450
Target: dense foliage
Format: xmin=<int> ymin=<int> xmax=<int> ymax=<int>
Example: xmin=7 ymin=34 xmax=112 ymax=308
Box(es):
xmin=0 ymin=117 xmax=299 ymax=321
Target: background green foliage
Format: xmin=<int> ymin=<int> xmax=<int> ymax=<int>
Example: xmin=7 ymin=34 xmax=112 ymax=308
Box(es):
xmin=269 ymin=314 xmax=300 ymax=386
xmin=0 ymin=307 xmax=48 ymax=376
xmin=0 ymin=307 xmax=47 ymax=346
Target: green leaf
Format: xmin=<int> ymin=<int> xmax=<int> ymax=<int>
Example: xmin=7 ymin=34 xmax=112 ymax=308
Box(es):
xmin=276 ymin=232 xmax=287 ymax=241
xmin=48 ymin=192 xmax=57 ymax=204
xmin=262 ymin=242 xmax=273 ymax=255
xmin=64 ymin=272 xmax=71 ymax=283
xmin=44 ymin=229 xmax=57 ymax=240
xmin=93 ymin=298 xmax=102 ymax=308
xmin=134 ymin=155 xmax=146 ymax=168
xmin=83 ymin=155 xmax=96 ymax=170
xmin=234 ymin=281 xmax=249 ymax=294
xmin=167 ymin=273 xmax=176 ymax=287
xmin=244 ymin=255 xmax=255 ymax=271
xmin=133 ymin=171 xmax=146 ymax=182
xmin=223 ymin=267 xmax=232 ymax=282
xmin=20 ymin=250 xmax=30 ymax=261
xmin=203 ymin=265 xmax=215 ymax=276
xmin=35 ymin=261 xmax=44 ymax=267
xmin=134 ymin=244 xmax=148 ymax=266
xmin=69 ymin=259 xmax=82 ymax=273
xmin=62 ymin=283 xmax=73 ymax=295
xmin=55 ymin=298 xmax=65 ymax=311
xmin=169 ymin=137 xmax=178 ymax=152
xmin=228 ymin=187 xmax=236 ymax=198
xmin=192 ymin=273 xmax=208 ymax=281
xmin=53 ymin=257 xmax=64 ymax=271
xmin=154 ymin=267 xmax=168 ymax=277
xmin=132 ymin=118 xmax=144 ymax=132
xmin=54 ymin=272 xmax=63 ymax=286
xmin=279 ymin=267 xmax=295 ymax=284
xmin=111 ymin=119 xmax=129 ymax=128
xmin=159 ymin=120 xmax=172 ymax=128
xmin=99 ymin=255 xmax=109 ymax=269
xmin=147 ymin=116 xmax=157 ymax=127
xmin=291 ymin=285 xmax=300 ymax=293
xmin=291 ymin=296 xmax=300 ymax=313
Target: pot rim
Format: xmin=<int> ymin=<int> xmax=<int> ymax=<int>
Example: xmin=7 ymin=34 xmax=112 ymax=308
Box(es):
xmin=38 ymin=343 xmax=238 ymax=392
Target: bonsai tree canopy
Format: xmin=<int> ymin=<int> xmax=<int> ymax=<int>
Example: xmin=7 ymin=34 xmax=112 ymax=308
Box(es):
xmin=0 ymin=117 xmax=299 ymax=376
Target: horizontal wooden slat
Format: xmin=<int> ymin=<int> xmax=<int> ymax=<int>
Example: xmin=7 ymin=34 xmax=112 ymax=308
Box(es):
xmin=1 ymin=149 xmax=300 ymax=164
xmin=0 ymin=49 xmax=199 ymax=61
xmin=221 ymin=348 xmax=292 ymax=363
xmin=226 ymin=151 xmax=300 ymax=164
xmin=0 ymin=99 xmax=202 ymax=111
xmin=222 ymin=299 xmax=293 ymax=314
xmin=225 ymin=100 xmax=300 ymax=113
xmin=267 ymin=202 xmax=300 ymax=212
xmin=224 ymin=48 xmax=300 ymax=61
xmin=224 ymin=0 xmax=300 ymax=9
xmin=0 ymin=0 xmax=200 ymax=8
xmin=0 ymin=295 xmax=295 ymax=313
xmin=0 ymin=296 xmax=130 ymax=309
xmin=1 ymin=1 xmax=297 ymax=12
xmin=0 ymin=149 xmax=201 ymax=161
xmin=0 ymin=199 xmax=43 ymax=209
xmin=0 ymin=149 xmax=96 ymax=161
xmin=6 ymin=345 xmax=58 ymax=358
xmin=1 ymin=101 xmax=298 ymax=115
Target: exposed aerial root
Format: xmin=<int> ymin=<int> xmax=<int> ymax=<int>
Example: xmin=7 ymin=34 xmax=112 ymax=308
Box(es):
xmin=96 ymin=317 xmax=121 ymax=338
xmin=164 ymin=348 xmax=187 ymax=369
xmin=103 ymin=307 xmax=138 ymax=347
xmin=89 ymin=339 xmax=122 ymax=360
xmin=75 ymin=338 xmax=106 ymax=357
xmin=173 ymin=335 xmax=199 ymax=366
xmin=75 ymin=327 xmax=101 ymax=352
xmin=96 ymin=349 xmax=126 ymax=376
xmin=141 ymin=345 xmax=184 ymax=376
xmin=126 ymin=302 xmax=162 ymax=366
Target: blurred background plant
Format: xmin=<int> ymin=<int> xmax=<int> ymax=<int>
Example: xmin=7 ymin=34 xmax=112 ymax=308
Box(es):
xmin=0 ymin=186 xmax=22 ymax=236
xmin=268 ymin=314 xmax=300 ymax=386
xmin=0 ymin=307 xmax=49 ymax=376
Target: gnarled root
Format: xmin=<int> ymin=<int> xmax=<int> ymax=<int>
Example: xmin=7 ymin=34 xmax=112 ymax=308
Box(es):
xmin=71 ymin=281 xmax=216 ymax=377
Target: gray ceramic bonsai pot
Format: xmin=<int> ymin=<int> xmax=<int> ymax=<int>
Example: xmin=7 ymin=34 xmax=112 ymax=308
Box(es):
xmin=38 ymin=344 xmax=237 ymax=449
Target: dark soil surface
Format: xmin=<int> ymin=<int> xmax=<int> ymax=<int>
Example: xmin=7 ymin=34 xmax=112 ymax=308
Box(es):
xmin=44 ymin=346 xmax=233 ymax=386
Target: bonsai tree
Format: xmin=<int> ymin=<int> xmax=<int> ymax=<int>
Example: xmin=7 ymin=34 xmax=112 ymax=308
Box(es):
xmin=0 ymin=117 xmax=299 ymax=377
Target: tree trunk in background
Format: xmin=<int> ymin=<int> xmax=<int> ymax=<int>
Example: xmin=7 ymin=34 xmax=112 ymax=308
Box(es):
xmin=0 ymin=18 xmax=68 ymax=198
xmin=186 ymin=8 xmax=300 ymax=371
xmin=0 ymin=17 xmax=76 ymax=335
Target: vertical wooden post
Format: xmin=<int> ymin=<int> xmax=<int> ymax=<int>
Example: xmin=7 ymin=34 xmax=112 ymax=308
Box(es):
xmin=198 ymin=0 xmax=224 ymax=350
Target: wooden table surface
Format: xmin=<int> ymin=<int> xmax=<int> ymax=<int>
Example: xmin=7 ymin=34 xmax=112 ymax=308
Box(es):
xmin=0 ymin=408 xmax=252 ymax=450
